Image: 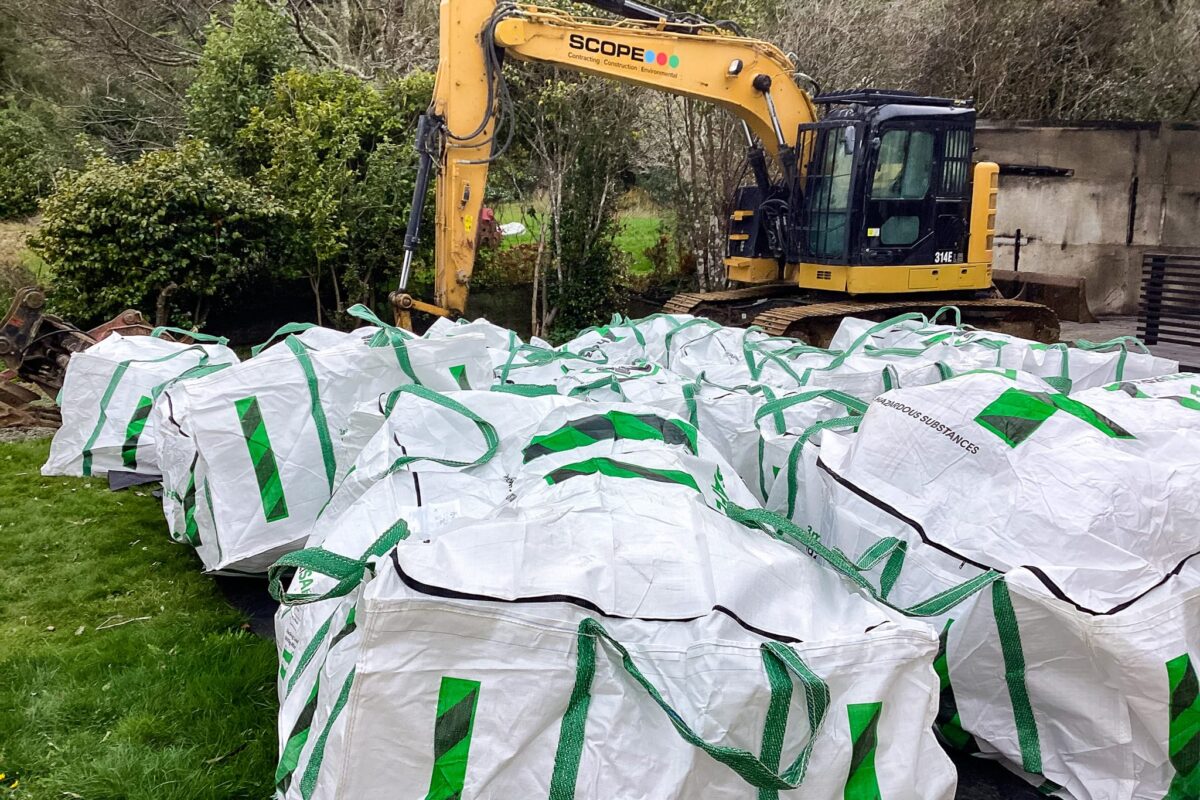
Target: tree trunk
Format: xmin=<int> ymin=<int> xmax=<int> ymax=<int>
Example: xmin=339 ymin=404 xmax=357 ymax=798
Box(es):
xmin=309 ymin=272 xmax=323 ymax=326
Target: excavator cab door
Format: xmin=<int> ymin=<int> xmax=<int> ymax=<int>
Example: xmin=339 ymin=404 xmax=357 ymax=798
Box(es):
xmin=861 ymin=120 xmax=974 ymax=268
xmin=798 ymin=119 xmax=863 ymax=264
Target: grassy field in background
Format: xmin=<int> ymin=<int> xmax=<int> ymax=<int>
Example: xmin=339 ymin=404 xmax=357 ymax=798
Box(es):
xmin=0 ymin=220 xmax=48 ymax=311
xmin=494 ymin=202 xmax=667 ymax=275
xmin=0 ymin=438 xmax=277 ymax=799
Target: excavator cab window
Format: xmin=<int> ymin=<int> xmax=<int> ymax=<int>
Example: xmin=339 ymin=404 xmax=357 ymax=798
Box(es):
xmin=866 ymin=127 xmax=935 ymax=251
xmin=803 ymin=123 xmax=860 ymax=260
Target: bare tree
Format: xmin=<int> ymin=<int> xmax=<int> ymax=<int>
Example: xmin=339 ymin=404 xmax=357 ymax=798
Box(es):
xmin=0 ymin=0 xmax=219 ymax=153
xmin=645 ymin=95 xmax=745 ymax=291
xmin=282 ymin=0 xmax=438 ymax=78
xmin=511 ymin=68 xmax=638 ymax=336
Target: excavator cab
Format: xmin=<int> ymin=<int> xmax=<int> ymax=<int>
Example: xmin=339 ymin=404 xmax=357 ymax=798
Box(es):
xmin=728 ymin=90 xmax=996 ymax=296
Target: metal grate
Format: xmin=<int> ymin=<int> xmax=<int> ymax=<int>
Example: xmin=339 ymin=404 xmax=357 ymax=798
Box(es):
xmin=1138 ymin=253 xmax=1200 ymax=353
xmin=940 ymin=129 xmax=971 ymax=196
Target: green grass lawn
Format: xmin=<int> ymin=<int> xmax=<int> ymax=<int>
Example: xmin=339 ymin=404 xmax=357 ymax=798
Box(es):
xmin=493 ymin=203 xmax=667 ymax=275
xmin=0 ymin=438 xmax=277 ymax=799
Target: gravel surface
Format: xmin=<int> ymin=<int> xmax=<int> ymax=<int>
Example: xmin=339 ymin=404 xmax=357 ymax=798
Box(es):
xmin=0 ymin=426 xmax=55 ymax=443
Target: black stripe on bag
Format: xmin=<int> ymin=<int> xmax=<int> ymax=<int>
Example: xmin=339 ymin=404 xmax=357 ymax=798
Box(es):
xmin=817 ymin=458 xmax=1200 ymax=616
xmin=388 ymin=550 xmax=803 ymax=644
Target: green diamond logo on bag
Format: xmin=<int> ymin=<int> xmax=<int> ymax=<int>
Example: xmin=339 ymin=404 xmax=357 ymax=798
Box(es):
xmin=426 ymin=677 xmax=481 ymax=800
xmin=235 ymin=395 xmax=290 ymax=522
xmin=121 ymin=394 xmax=154 ymax=469
xmin=844 ymin=702 xmax=883 ymax=800
xmin=1166 ymin=653 xmax=1199 ymax=800
xmin=975 ymin=388 xmax=1134 ymax=448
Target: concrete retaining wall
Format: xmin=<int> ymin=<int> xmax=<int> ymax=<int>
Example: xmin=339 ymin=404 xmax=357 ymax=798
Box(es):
xmin=976 ymin=121 xmax=1200 ymax=315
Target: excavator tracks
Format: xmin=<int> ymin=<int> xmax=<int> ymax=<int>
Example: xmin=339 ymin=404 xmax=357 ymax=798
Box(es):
xmin=660 ymin=285 xmax=791 ymax=315
xmin=662 ymin=290 xmax=1060 ymax=347
xmin=753 ymin=298 xmax=1060 ymax=345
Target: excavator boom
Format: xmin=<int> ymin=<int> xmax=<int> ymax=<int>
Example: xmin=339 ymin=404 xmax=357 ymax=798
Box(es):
xmin=392 ymin=0 xmax=815 ymax=324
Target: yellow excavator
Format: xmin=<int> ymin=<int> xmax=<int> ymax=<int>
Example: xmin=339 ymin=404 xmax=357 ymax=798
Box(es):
xmin=390 ymin=0 xmax=1059 ymax=344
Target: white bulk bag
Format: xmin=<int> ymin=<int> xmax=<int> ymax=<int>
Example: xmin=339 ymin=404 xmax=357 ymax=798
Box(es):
xmin=554 ymin=361 xmax=688 ymax=403
xmin=628 ymin=377 xmax=870 ymax=504
xmin=805 ymin=370 xmax=1200 ymax=800
xmin=252 ymin=322 xmax=372 ymax=356
xmin=151 ymin=362 xmax=238 ymax=545
xmin=276 ymin=395 xmax=737 ymax=709
xmin=269 ymin=440 xmax=955 ymax=800
xmin=496 ymin=344 xmax=606 ymax=388
xmin=829 ymin=313 xmax=1177 ymax=392
xmin=275 ymin=388 xmax=576 ymax=719
xmin=173 ymin=319 xmax=492 ymax=573
xmin=562 ymin=313 xmax=695 ymax=366
xmin=43 ymin=328 xmax=238 ymax=477
xmin=424 ymin=316 xmax=522 ymax=372
xmin=314 ymin=387 xmax=576 ymax=543
xmin=757 ymin=388 xmax=868 ymax=513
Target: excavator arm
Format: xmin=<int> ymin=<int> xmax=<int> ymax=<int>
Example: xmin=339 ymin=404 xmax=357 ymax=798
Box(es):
xmin=390 ymin=0 xmax=818 ymax=328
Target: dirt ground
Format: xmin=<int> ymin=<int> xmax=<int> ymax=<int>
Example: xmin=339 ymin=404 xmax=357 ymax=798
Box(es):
xmin=0 ymin=218 xmax=35 ymax=264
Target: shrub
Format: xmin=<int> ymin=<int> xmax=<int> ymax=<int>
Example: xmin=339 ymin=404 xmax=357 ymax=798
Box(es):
xmin=187 ymin=0 xmax=299 ymax=162
xmin=471 ymin=243 xmax=538 ymax=291
xmin=30 ymin=140 xmax=285 ymax=326
xmin=624 ymin=221 xmax=690 ymax=298
xmin=239 ymin=68 xmax=434 ymax=319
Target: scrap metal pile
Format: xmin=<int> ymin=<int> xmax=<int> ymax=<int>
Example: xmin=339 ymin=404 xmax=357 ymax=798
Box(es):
xmin=0 ymin=287 xmax=160 ymax=428
xmin=40 ymin=306 xmax=1197 ymax=800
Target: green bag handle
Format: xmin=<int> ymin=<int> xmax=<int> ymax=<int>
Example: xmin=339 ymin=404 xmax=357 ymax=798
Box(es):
xmin=1075 ymin=335 xmax=1151 ymax=382
xmin=759 ymin=416 xmax=863 ymax=517
xmin=498 ymin=343 xmax=604 ymax=383
xmin=1029 ymin=342 xmax=1074 ymax=393
xmin=681 ymin=374 xmax=779 ymax=435
xmin=566 ymin=375 xmax=629 ymax=400
xmin=751 ymin=389 xmax=867 ymax=505
xmin=662 ymin=316 xmax=722 ymax=366
xmin=150 ymin=326 xmax=229 ymax=346
xmin=285 ymin=336 xmax=338 ymax=492
xmin=490 ymin=383 xmax=560 ymax=397
xmin=79 ymin=344 xmax=216 ymax=476
xmin=575 ymin=315 xmax=647 ymax=347
xmin=726 ymin=504 xmax=1001 ymax=617
xmin=1075 ymin=335 xmax=1150 ymax=354
xmin=754 ymin=389 xmax=869 ymax=432
xmin=565 ymin=364 xmax=663 ymax=398
xmin=548 ymin=617 xmax=830 ymax=795
xmin=345 ymin=302 xmax=406 ymax=332
xmin=149 ymin=361 xmax=233 ymax=400
xmin=379 ymin=385 xmax=500 ymax=474
xmin=251 ymin=322 xmax=317 ymax=356
xmin=268 ymin=519 xmax=409 ymax=606
xmin=743 ymin=312 xmax=927 ymax=384
xmin=928 ymin=306 xmax=964 ymax=328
